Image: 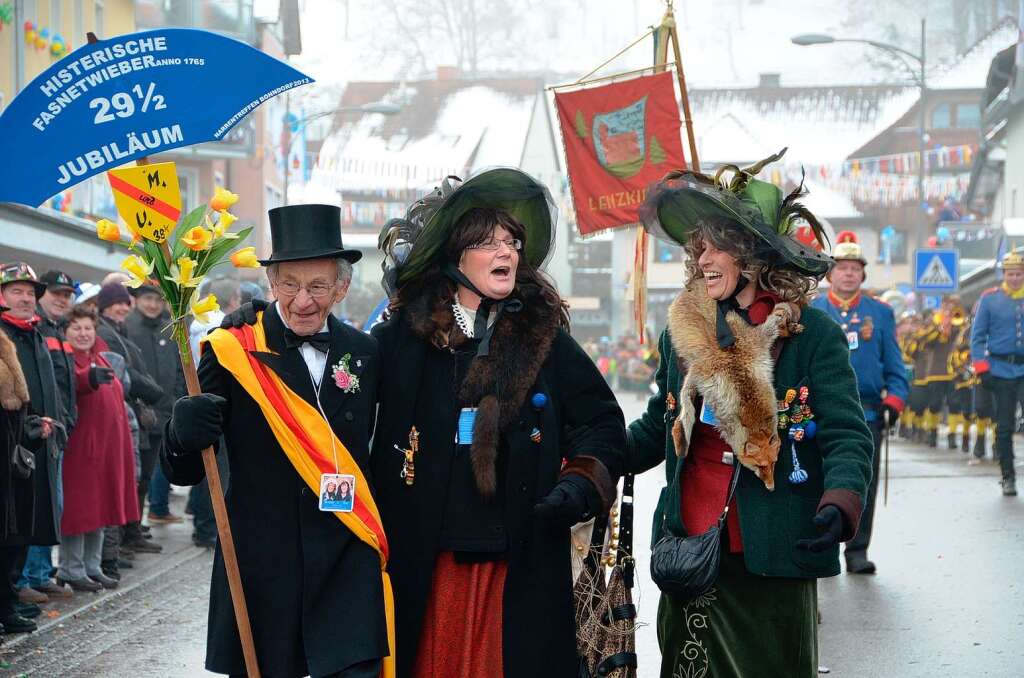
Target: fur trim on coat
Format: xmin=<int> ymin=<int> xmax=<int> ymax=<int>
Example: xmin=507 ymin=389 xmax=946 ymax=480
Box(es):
xmin=666 ymin=280 xmax=801 ymax=490
xmin=405 ymin=278 xmax=562 ymax=498
xmin=0 ymin=329 xmax=29 ymax=411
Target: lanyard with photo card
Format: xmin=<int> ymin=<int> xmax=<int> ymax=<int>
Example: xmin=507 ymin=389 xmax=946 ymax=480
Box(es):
xmin=310 ymin=366 xmax=353 ymax=512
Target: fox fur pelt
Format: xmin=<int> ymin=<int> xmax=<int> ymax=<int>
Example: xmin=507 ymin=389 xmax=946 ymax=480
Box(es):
xmin=666 ymin=280 xmax=801 ymax=490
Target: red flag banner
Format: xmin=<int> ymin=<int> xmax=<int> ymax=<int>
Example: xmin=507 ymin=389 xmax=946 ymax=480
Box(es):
xmin=555 ymin=71 xmax=685 ymax=236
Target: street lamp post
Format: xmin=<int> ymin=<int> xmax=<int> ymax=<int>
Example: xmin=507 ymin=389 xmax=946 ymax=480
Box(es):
xmin=281 ymin=99 xmax=402 ymax=206
xmin=792 ymin=18 xmax=928 ymax=250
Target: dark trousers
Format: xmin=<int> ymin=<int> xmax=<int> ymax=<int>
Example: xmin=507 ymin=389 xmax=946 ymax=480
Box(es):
xmin=989 ymin=375 xmax=1024 ymax=481
xmin=846 ymin=418 xmax=883 ymax=556
xmin=190 ymin=442 xmax=230 ymax=544
xmin=0 ymin=545 xmax=29 ymax=617
xmin=125 ymin=438 xmax=161 ymax=541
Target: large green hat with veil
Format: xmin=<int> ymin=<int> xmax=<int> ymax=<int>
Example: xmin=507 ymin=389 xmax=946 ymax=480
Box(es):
xmin=639 ymin=148 xmax=833 ymax=278
xmin=379 ymin=167 xmax=557 ymax=295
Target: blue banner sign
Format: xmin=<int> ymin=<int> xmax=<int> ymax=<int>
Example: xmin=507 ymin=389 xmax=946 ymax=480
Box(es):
xmin=0 ymin=29 xmax=313 ymax=206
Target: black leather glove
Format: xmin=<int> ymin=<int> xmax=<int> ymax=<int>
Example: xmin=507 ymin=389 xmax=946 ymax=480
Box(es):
xmin=220 ymin=300 xmax=269 ymax=329
xmin=88 ymin=365 xmax=115 ymax=389
xmin=881 ymin=404 xmax=901 ymax=428
xmin=795 ymin=505 xmax=845 ymax=553
xmin=170 ymin=394 xmax=227 ymax=454
xmin=533 ymin=474 xmax=599 ymax=527
xmin=979 ymin=371 xmax=995 ymax=391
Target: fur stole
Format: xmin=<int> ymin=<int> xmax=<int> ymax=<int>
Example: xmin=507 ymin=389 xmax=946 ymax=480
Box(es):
xmin=666 ymin=280 xmax=800 ymax=490
xmin=0 ymin=328 xmax=29 ymax=411
xmin=405 ymin=278 xmax=562 ymax=498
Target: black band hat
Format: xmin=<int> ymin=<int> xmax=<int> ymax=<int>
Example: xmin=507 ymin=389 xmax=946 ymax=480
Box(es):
xmin=259 ymin=204 xmax=362 ymax=266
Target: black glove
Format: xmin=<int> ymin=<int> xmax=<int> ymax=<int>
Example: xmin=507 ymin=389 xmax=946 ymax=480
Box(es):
xmin=533 ymin=474 xmax=598 ymax=527
xmin=220 ymin=300 xmax=269 ymax=330
xmin=881 ymin=404 xmax=901 ymax=428
xmin=795 ymin=505 xmax=844 ymax=553
xmin=24 ymin=415 xmax=48 ymax=442
xmin=979 ymin=371 xmax=995 ymax=391
xmin=170 ymin=394 xmax=227 ymax=454
xmin=88 ymin=365 xmax=115 ymax=389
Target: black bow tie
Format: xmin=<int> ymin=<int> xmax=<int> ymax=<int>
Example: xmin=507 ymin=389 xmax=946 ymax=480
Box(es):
xmin=284 ymin=328 xmax=331 ymax=353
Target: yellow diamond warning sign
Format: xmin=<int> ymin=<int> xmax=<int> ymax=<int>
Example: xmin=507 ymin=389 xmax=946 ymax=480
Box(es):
xmin=107 ymin=162 xmax=182 ymax=243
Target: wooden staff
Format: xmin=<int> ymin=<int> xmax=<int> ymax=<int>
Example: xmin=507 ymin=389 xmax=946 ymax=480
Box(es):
xmin=132 ymin=155 xmax=261 ymax=676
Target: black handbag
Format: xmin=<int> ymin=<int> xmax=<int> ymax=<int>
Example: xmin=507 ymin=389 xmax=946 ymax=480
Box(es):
xmin=650 ymin=462 xmax=740 ymax=599
xmin=11 ymin=443 xmax=35 ymax=480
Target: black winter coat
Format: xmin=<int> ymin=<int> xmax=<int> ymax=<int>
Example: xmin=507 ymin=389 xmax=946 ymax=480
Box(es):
xmin=36 ymin=307 xmax=76 ymax=435
xmin=1 ymin=328 xmax=33 ymax=545
xmin=125 ymin=310 xmax=186 ymax=424
xmin=161 ymin=305 xmax=388 ymax=678
xmin=97 ymin=316 xmax=164 ymax=447
xmin=1 ymin=318 xmax=61 ymax=546
xmin=370 ymin=280 xmax=626 ymax=678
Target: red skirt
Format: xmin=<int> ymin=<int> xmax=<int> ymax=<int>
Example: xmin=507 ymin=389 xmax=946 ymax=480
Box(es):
xmin=414 ymin=552 xmax=508 ymax=678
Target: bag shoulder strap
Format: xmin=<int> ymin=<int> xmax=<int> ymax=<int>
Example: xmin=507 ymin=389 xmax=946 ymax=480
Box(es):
xmin=716 ymin=462 xmax=742 ymax=528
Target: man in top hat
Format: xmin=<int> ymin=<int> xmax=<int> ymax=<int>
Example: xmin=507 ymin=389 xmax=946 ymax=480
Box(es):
xmin=161 ymin=205 xmax=391 ymax=678
xmin=971 ymin=248 xmax=1024 ymax=497
xmin=811 ymin=231 xmax=908 ymax=574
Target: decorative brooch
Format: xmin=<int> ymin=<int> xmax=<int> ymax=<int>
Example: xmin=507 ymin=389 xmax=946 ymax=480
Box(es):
xmin=860 ymin=316 xmax=874 ymax=341
xmin=778 ymin=386 xmax=816 ymax=485
xmin=331 ymin=353 xmax=360 ymax=393
xmin=394 ymin=426 xmax=419 ymax=486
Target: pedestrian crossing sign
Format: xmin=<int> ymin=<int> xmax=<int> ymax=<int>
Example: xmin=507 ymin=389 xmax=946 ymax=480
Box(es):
xmin=914 ymin=249 xmax=959 ymax=293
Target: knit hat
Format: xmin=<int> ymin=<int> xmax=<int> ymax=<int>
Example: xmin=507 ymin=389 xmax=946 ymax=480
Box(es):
xmin=97 ymin=282 xmax=132 ymax=311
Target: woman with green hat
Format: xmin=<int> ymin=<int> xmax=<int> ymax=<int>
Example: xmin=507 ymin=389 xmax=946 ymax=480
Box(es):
xmin=627 ymin=152 xmax=873 ymax=677
xmin=371 ymin=168 xmax=626 ymax=677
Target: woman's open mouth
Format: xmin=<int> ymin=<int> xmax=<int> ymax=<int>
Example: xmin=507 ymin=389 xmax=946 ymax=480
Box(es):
xmin=490 ymin=266 xmax=511 ymax=281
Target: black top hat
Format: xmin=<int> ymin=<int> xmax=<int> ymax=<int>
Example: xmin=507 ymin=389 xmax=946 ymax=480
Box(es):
xmin=259 ymin=204 xmax=362 ymax=266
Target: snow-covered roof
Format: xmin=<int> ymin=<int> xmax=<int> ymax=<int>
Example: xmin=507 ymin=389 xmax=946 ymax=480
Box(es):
xmin=689 ymin=84 xmax=918 ymax=167
xmin=309 ymin=78 xmax=541 ymax=193
xmin=930 ymin=19 xmax=1019 ymax=90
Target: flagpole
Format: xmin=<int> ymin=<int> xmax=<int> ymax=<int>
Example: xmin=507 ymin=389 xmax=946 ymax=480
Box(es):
xmin=662 ymin=3 xmax=700 ymax=170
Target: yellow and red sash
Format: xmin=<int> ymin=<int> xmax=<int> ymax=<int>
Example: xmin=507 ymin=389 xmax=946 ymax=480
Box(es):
xmin=205 ymin=315 xmax=395 ymax=678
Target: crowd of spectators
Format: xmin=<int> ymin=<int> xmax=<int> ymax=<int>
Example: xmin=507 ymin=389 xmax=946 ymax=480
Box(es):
xmin=0 ymin=262 xmax=260 ymax=640
xmin=582 ymin=334 xmax=659 ymax=396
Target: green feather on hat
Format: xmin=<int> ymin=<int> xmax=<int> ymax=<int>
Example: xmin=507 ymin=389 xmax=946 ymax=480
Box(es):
xmin=639 ymin=148 xmax=834 ymax=278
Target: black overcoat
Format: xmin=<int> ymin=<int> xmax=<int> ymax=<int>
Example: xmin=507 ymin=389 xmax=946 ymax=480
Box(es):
xmin=1 ymin=318 xmax=61 ymax=546
xmin=126 ymin=309 xmax=186 ymax=425
xmin=36 ymin=307 xmax=77 ymax=435
xmin=161 ymin=305 xmax=388 ymax=677
xmin=370 ymin=281 xmax=626 ymax=678
xmin=1 ymin=327 xmax=33 ymax=545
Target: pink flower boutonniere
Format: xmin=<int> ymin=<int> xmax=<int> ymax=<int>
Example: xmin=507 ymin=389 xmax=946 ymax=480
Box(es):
xmin=332 ymin=353 xmax=360 ymax=393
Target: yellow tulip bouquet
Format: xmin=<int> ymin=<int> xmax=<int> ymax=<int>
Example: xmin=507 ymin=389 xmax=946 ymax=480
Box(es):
xmin=95 ymin=185 xmax=259 ymax=366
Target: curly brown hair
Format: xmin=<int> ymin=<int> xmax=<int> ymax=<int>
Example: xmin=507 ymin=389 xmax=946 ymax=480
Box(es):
xmin=392 ymin=208 xmax=569 ymax=348
xmin=682 ymin=216 xmax=818 ymax=305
